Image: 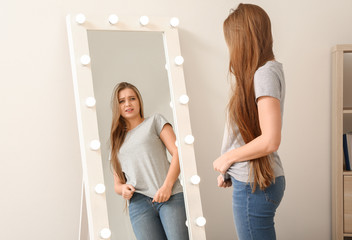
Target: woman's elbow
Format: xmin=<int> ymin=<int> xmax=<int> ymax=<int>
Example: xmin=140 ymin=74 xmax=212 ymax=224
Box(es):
xmin=264 ymin=136 xmax=281 ymax=154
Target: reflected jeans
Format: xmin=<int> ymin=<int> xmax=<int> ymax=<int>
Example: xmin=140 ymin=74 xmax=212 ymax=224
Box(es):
xmin=129 ymin=192 xmax=189 ymax=240
xmin=231 ymin=176 xmax=285 ymax=240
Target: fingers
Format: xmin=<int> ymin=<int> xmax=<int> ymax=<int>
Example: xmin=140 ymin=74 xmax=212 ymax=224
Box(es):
xmin=217 ymin=174 xmax=232 ymax=188
xmin=122 ymin=184 xmax=135 ymax=200
xmin=213 ymin=165 xmax=225 ymax=175
xmin=127 ymin=184 xmax=135 ymax=192
xmin=152 ymin=192 xmax=170 ymax=203
xmin=217 ymin=174 xmax=224 ymax=187
xmin=223 ymin=180 xmax=232 ymax=188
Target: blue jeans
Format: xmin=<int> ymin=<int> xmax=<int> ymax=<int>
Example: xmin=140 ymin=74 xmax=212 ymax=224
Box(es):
xmin=231 ymin=176 xmax=285 ymax=240
xmin=128 ymin=192 xmax=189 ymax=240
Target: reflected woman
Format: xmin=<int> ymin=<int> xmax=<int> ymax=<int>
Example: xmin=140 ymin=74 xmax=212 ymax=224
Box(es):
xmin=110 ymin=82 xmax=189 ymax=240
xmin=213 ymin=4 xmax=286 ymax=240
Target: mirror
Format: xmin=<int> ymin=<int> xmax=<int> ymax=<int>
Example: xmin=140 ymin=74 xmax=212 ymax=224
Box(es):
xmin=87 ymin=30 xmax=173 ymax=239
xmin=66 ymin=14 xmax=206 ymax=240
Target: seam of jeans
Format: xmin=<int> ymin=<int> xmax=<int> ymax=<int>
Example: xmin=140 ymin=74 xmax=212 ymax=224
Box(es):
xmin=247 ymin=185 xmax=254 ymax=240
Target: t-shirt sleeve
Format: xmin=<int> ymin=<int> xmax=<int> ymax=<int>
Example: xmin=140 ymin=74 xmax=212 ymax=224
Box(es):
xmin=154 ymin=113 xmax=170 ymax=136
xmin=254 ymin=68 xmax=281 ymax=102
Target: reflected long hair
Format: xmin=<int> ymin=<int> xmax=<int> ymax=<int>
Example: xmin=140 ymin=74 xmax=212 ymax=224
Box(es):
xmin=223 ymin=3 xmax=275 ymax=191
xmin=110 ymin=82 xmax=144 ymax=183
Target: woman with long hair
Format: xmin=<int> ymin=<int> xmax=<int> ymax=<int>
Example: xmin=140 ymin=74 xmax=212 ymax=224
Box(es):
xmin=213 ymin=3 xmax=286 ymax=240
xmin=110 ymin=82 xmax=188 ymax=240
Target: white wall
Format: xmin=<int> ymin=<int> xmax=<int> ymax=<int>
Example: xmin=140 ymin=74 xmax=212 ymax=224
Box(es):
xmin=1 ymin=0 xmax=352 ymax=239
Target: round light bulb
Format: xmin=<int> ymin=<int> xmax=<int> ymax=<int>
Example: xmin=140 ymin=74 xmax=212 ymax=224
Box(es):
xmin=174 ymin=56 xmax=184 ymax=66
xmin=80 ymin=55 xmax=91 ymax=65
xmin=170 ymin=17 xmax=180 ymax=27
xmin=100 ymin=228 xmax=111 ymax=239
xmin=190 ymin=175 xmax=201 ymax=185
xmin=90 ymin=140 xmax=101 ymax=151
xmin=184 ymin=135 xmax=195 ymax=145
xmin=75 ymin=13 xmax=86 ymax=24
xmin=85 ymin=97 xmax=96 ymax=107
xmin=95 ymin=184 xmax=106 ymax=194
xmin=196 ymin=217 xmax=206 ymax=227
xmin=108 ymin=14 xmax=119 ymax=24
xmin=140 ymin=16 xmax=149 ymax=26
xmin=185 ymin=220 xmax=189 ymax=227
xmin=179 ymin=95 xmax=189 ymax=104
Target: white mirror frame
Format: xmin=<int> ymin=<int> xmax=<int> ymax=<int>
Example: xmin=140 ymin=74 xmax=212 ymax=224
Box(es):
xmin=66 ymin=14 xmax=206 ymax=240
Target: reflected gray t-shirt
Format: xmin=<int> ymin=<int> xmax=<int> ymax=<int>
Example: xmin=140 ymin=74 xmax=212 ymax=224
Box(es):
xmin=118 ymin=113 xmax=183 ymax=198
xmin=221 ymin=60 xmax=285 ymax=182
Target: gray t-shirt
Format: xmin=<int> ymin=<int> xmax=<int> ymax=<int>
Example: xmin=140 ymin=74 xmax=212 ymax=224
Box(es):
xmin=221 ymin=60 xmax=285 ymax=182
xmin=118 ymin=113 xmax=183 ymax=198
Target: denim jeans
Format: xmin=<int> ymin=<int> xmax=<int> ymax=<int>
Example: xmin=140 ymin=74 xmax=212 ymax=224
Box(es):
xmin=231 ymin=176 xmax=285 ymax=240
xmin=128 ymin=192 xmax=189 ymax=240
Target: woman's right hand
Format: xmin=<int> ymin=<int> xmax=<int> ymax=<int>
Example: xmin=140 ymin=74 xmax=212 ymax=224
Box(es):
xmin=217 ymin=174 xmax=232 ymax=188
xmin=121 ymin=184 xmax=135 ymax=200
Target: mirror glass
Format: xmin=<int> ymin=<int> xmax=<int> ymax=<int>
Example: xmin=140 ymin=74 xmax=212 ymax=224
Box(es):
xmin=87 ymin=30 xmax=175 ymax=240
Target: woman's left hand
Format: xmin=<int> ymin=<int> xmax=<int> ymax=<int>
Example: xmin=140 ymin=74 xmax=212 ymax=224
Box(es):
xmin=152 ymin=185 xmax=172 ymax=203
xmin=213 ymin=155 xmax=231 ymax=174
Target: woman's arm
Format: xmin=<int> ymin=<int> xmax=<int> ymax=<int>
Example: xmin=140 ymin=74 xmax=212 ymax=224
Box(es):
xmin=152 ymin=124 xmax=180 ymax=202
xmin=213 ymin=96 xmax=282 ymax=174
xmin=113 ymin=172 xmax=135 ymax=200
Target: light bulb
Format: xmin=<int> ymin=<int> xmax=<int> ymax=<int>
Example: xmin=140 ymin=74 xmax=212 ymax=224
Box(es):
xmin=95 ymin=184 xmax=106 ymax=194
xmin=179 ymin=95 xmax=189 ymax=104
xmin=100 ymin=228 xmax=111 ymax=239
xmin=174 ymin=56 xmax=184 ymax=66
xmin=108 ymin=14 xmax=119 ymax=24
xmin=85 ymin=97 xmax=96 ymax=107
xmin=140 ymin=16 xmax=149 ymax=26
xmin=90 ymin=140 xmax=101 ymax=151
xmin=196 ymin=217 xmax=206 ymax=227
xmin=175 ymin=140 xmax=179 ymax=147
xmin=185 ymin=220 xmax=189 ymax=227
xmin=80 ymin=55 xmax=91 ymax=65
xmin=170 ymin=17 xmax=180 ymax=27
xmin=184 ymin=135 xmax=194 ymax=145
xmin=190 ymin=175 xmax=201 ymax=185
xmin=75 ymin=13 xmax=86 ymax=24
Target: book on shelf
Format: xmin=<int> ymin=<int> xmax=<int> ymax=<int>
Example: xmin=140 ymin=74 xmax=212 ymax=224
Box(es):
xmin=343 ymin=132 xmax=352 ymax=171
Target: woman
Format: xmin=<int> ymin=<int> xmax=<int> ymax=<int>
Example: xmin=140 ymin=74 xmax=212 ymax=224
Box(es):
xmin=213 ymin=4 xmax=286 ymax=240
xmin=110 ymin=82 xmax=189 ymax=240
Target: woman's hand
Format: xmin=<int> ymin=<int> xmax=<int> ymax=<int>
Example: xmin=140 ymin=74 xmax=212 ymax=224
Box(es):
xmin=217 ymin=174 xmax=232 ymax=188
xmin=121 ymin=184 xmax=135 ymax=200
xmin=213 ymin=155 xmax=231 ymax=174
xmin=152 ymin=185 xmax=172 ymax=203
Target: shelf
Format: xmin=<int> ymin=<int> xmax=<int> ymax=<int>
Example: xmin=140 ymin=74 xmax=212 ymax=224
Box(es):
xmin=333 ymin=45 xmax=352 ymax=240
xmin=344 ymin=108 xmax=352 ymax=114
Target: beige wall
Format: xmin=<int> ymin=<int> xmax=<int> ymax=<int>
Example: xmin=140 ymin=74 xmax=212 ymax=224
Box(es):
xmin=1 ymin=0 xmax=352 ymax=239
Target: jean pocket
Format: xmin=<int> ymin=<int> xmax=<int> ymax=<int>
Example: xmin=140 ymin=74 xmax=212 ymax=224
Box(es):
xmin=264 ymin=176 xmax=285 ymax=206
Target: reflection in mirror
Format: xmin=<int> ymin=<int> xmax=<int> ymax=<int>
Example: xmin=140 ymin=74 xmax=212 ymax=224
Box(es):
xmin=87 ymin=30 xmax=178 ymax=239
xmin=67 ymin=15 xmax=206 ymax=240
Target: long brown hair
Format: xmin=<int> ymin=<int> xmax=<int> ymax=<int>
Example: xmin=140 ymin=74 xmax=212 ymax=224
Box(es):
xmin=223 ymin=3 xmax=275 ymax=191
xmin=110 ymin=82 xmax=144 ymax=183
